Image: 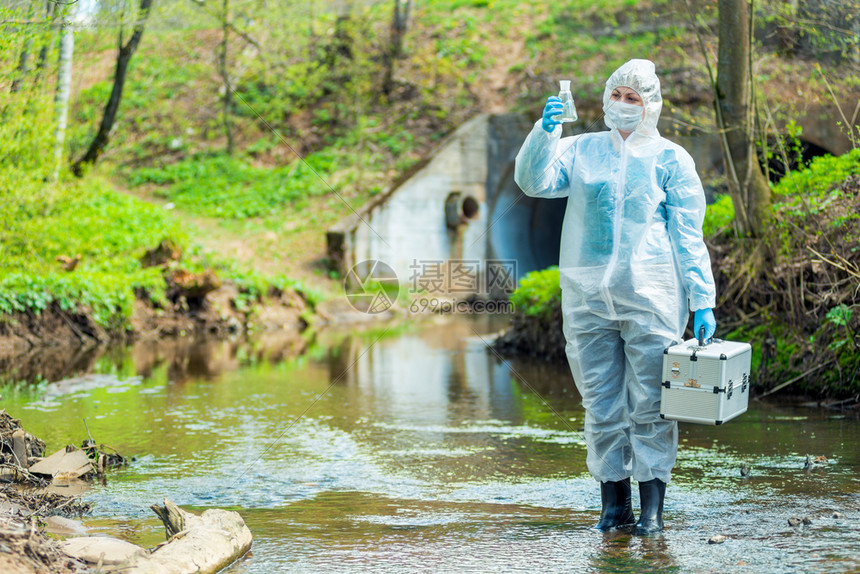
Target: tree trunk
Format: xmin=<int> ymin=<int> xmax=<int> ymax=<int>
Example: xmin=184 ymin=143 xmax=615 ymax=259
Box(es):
xmin=381 ymin=0 xmax=412 ymax=98
xmin=716 ymin=0 xmax=771 ymax=237
xmin=10 ymin=2 xmax=36 ymax=92
xmin=36 ymin=0 xmax=57 ymax=75
xmin=72 ymin=0 xmax=154 ymax=176
xmin=11 ymin=39 xmax=34 ymax=93
xmin=219 ymin=0 xmax=234 ymax=155
xmin=51 ymin=3 xmax=75 ymax=182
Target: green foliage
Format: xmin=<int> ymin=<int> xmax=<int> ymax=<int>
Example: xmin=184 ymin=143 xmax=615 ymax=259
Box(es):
xmin=826 ymin=304 xmax=853 ymax=328
xmin=758 ymin=0 xmax=859 ymax=63
xmin=772 ymin=148 xmax=860 ymax=200
xmin=725 ymin=322 xmax=795 ymax=390
xmin=825 ymin=304 xmax=855 ymax=352
xmin=770 ymin=148 xmax=860 ymax=255
xmin=724 ymin=148 xmax=860 ymax=396
xmin=0 ymin=17 xmax=190 ymax=329
xmin=129 ymin=151 xmax=341 ymax=218
xmin=236 ymin=59 xmax=328 ymax=120
xmin=509 ymin=267 xmax=561 ymax=318
xmin=0 ymin=173 xmax=182 ymax=328
xmin=784 ymin=120 xmax=805 ymax=169
xmin=813 ymin=303 xmax=859 ymax=391
xmin=68 ymin=29 xmax=211 ymax=162
xmin=703 ymin=194 xmax=735 ymax=238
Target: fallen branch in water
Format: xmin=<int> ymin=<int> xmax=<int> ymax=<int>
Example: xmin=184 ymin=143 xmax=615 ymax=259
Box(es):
xmin=59 ymin=497 xmax=252 ymax=573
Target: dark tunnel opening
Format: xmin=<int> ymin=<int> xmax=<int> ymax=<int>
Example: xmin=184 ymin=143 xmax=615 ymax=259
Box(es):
xmin=761 ymin=138 xmax=833 ymax=183
xmin=488 ymin=165 xmax=565 ymax=280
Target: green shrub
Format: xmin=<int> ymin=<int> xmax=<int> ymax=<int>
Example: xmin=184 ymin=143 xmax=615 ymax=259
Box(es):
xmin=1 ymin=172 xmax=183 ymax=328
xmin=509 ymin=266 xmax=561 ymax=318
xmin=703 ymin=193 xmax=735 ymax=237
xmin=772 ymin=148 xmax=860 ymax=202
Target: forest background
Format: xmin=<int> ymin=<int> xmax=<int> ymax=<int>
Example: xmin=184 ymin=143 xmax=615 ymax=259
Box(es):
xmin=1 ymin=0 xmax=858 ymax=398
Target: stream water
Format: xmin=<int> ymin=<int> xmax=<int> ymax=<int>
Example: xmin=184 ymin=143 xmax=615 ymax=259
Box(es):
xmin=4 ymin=314 xmax=859 ymax=573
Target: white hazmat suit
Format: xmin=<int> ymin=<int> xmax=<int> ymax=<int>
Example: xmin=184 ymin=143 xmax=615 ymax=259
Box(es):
xmin=514 ymin=60 xmax=716 ymax=485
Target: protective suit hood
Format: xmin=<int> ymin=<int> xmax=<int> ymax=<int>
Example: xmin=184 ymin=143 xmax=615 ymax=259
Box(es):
xmin=602 ymin=59 xmax=662 ymax=136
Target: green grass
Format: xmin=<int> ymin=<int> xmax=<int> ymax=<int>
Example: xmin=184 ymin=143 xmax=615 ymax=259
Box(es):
xmin=0 ymin=175 xmax=182 ymax=328
xmin=128 ymin=151 xmax=341 ymax=218
xmin=125 ymin=111 xmax=420 ymax=222
xmin=0 ymin=167 xmax=326 ymax=328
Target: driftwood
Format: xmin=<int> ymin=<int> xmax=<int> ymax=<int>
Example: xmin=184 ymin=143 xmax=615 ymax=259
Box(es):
xmin=60 ymin=498 xmax=252 ymax=573
xmin=151 ymin=498 xmax=186 ymax=539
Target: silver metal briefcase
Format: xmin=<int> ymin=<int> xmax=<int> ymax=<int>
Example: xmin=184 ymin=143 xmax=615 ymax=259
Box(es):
xmin=660 ymin=332 xmax=752 ymax=425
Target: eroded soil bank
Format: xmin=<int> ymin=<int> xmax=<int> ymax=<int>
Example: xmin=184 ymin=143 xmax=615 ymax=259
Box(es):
xmin=0 ymin=282 xmax=318 ymax=383
xmin=0 ymin=410 xmax=91 ymax=574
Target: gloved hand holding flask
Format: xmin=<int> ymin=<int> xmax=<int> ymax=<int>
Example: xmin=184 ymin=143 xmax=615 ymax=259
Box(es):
xmin=558 ymin=80 xmax=577 ymax=123
xmin=541 ymin=96 xmax=563 ymax=133
xmin=541 ymin=81 xmax=578 ymax=133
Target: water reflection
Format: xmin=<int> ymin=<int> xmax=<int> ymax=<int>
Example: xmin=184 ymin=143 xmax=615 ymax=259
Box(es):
xmin=0 ymin=330 xmax=309 ymax=385
xmin=330 ymin=318 xmax=576 ymax=429
xmin=591 ymin=534 xmax=679 ymax=573
xmin=0 ymin=342 xmax=104 ymax=383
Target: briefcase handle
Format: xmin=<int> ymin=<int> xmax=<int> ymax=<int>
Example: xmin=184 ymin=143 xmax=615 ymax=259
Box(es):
xmin=698 ymin=325 xmax=708 ymax=346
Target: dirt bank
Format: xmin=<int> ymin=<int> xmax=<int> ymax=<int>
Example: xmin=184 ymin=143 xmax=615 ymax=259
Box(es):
xmin=0 ymin=485 xmax=92 ymax=574
xmin=0 ymin=410 xmax=91 ymax=573
xmin=0 ymin=281 xmax=314 ymax=381
xmin=492 ymin=303 xmax=566 ymax=364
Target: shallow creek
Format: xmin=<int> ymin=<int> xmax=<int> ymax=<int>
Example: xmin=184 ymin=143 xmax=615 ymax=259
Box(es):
xmin=5 ymin=315 xmax=859 ymax=573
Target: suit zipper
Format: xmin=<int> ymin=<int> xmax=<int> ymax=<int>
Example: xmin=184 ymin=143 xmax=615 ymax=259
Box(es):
xmin=600 ymin=139 xmax=627 ymax=314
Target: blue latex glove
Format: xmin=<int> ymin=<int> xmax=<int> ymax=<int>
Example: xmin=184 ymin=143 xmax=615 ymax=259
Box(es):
xmin=694 ymin=308 xmax=717 ymax=343
xmin=542 ymin=96 xmax=563 ymax=133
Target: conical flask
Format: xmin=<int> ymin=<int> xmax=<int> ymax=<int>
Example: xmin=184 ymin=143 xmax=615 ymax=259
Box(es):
xmin=558 ymin=80 xmax=578 ymax=123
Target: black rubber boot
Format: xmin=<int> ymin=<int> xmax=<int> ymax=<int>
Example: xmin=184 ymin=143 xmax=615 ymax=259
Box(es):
xmin=595 ymin=478 xmax=635 ymax=530
xmin=633 ymin=478 xmax=666 ymax=535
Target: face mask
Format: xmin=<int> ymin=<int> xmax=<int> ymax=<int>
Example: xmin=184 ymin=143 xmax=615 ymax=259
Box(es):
xmin=604 ymin=100 xmax=645 ymax=131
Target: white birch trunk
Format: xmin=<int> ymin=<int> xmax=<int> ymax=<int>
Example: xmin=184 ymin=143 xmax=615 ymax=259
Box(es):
xmin=52 ymin=4 xmax=75 ymax=182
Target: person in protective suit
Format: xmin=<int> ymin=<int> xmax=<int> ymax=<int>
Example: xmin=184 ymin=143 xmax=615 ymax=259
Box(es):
xmin=514 ymin=59 xmax=717 ymax=534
